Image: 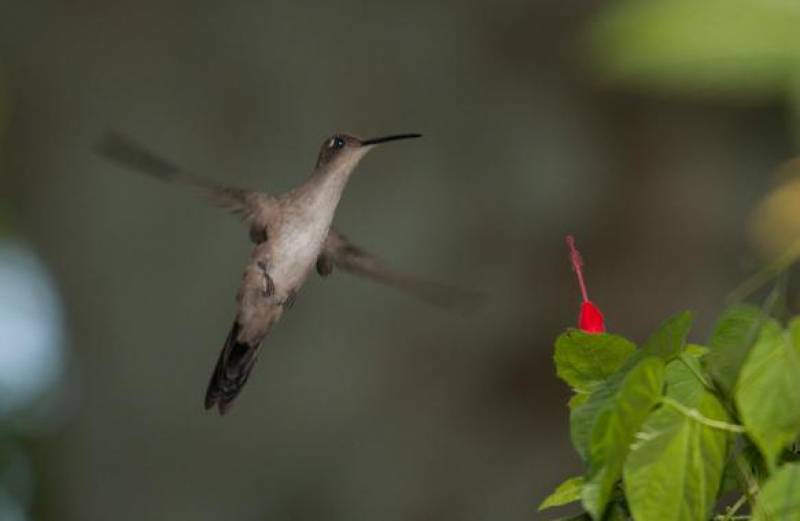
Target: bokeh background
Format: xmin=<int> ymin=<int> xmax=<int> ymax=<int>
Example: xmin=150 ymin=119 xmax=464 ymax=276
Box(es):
xmin=1 ymin=1 xmax=799 ymax=519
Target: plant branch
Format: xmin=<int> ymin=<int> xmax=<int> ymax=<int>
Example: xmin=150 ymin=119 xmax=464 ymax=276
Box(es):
xmin=734 ymin=452 xmax=762 ymax=518
xmin=716 ymin=490 xmax=753 ymax=521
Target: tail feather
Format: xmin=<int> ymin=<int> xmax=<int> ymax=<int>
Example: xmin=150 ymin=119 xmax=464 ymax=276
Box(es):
xmin=204 ymin=322 xmax=260 ymax=415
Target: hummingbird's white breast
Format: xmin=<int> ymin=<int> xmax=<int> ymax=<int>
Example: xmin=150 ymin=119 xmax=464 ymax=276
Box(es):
xmin=267 ymin=183 xmax=343 ymax=294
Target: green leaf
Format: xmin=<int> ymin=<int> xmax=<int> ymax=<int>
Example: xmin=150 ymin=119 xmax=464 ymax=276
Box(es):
xmin=570 ymin=312 xmax=689 ymax=462
xmin=737 ymin=318 xmax=800 ymax=469
xmin=623 ymin=361 xmax=729 ymax=521
xmin=586 ymin=0 xmax=800 ymax=99
xmin=684 ymin=343 xmax=709 ymax=357
xmin=581 ymin=357 xmax=666 ymax=520
xmin=604 ymin=503 xmax=627 ymax=521
xmin=667 ymin=357 xmax=708 ymax=405
xmin=555 ymin=331 xmax=636 ymax=392
xmin=753 ymin=462 xmax=800 ymax=521
xmin=639 ymin=310 xmax=693 ymax=361
xmin=705 ymin=304 xmax=765 ymax=396
xmin=568 ymin=393 xmax=589 ymax=410
xmin=570 ymin=378 xmax=615 ymax=461
xmin=539 ymin=476 xmax=584 ymax=511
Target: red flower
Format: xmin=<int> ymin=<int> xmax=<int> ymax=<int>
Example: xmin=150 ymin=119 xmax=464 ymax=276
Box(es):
xmin=566 ymin=235 xmax=605 ymax=333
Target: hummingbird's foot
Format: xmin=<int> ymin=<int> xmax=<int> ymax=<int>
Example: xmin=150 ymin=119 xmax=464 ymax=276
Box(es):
xmin=282 ymin=290 xmax=297 ymax=309
xmin=316 ymin=253 xmax=334 ymax=276
xmin=257 ymin=261 xmax=275 ymax=297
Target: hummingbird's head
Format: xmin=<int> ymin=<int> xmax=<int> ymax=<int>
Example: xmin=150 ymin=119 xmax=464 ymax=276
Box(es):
xmin=315 ymin=132 xmax=422 ymax=170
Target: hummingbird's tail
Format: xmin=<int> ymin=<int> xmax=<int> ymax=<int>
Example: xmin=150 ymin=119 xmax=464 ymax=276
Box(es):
xmin=204 ymin=322 xmax=260 ymax=415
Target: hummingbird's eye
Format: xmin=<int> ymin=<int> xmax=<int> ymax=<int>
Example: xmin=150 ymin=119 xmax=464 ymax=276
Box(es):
xmin=329 ymin=137 xmax=345 ymax=150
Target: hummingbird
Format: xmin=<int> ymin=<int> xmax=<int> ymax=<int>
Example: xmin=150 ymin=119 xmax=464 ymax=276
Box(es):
xmin=95 ymin=131 xmax=476 ymax=414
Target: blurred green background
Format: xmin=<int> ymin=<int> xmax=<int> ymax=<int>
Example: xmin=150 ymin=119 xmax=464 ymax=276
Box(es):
xmin=0 ymin=1 xmax=798 ymax=520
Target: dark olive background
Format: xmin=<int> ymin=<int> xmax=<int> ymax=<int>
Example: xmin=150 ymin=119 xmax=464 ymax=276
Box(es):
xmin=0 ymin=1 xmax=791 ymax=520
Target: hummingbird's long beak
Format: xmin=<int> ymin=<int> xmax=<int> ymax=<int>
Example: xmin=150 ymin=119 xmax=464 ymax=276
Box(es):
xmin=361 ymin=133 xmax=422 ymax=146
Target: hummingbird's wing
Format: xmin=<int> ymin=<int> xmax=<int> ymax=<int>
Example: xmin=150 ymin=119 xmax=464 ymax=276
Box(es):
xmin=94 ymin=131 xmax=274 ymax=222
xmin=318 ymin=229 xmax=482 ymax=311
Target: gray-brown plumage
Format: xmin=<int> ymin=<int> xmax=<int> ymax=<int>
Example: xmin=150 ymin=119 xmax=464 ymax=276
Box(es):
xmin=95 ymin=131 xmax=476 ymax=414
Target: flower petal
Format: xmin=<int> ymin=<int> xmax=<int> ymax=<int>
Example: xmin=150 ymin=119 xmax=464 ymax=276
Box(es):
xmin=579 ymin=301 xmax=606 ymax=333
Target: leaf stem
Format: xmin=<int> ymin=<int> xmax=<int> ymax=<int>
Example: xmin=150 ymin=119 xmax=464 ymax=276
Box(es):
xmin=717 ymin=477 xmax=760 ymax=521
xmin=678 ymin=353 xmax=714 ymax=392
xmin=661 ymin=397 xmax=746 ymax=433
xmin=716 ymin=492 xmax=751 ymax=521
xmin=734 ymin=453 xmax=762 ymax=518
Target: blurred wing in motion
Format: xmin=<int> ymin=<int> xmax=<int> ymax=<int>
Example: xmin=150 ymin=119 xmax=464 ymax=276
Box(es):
xmin=318 ymin=229 xmax=482 ymax=312
xmin=94 ymin=131 xmax=274 ymax=223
